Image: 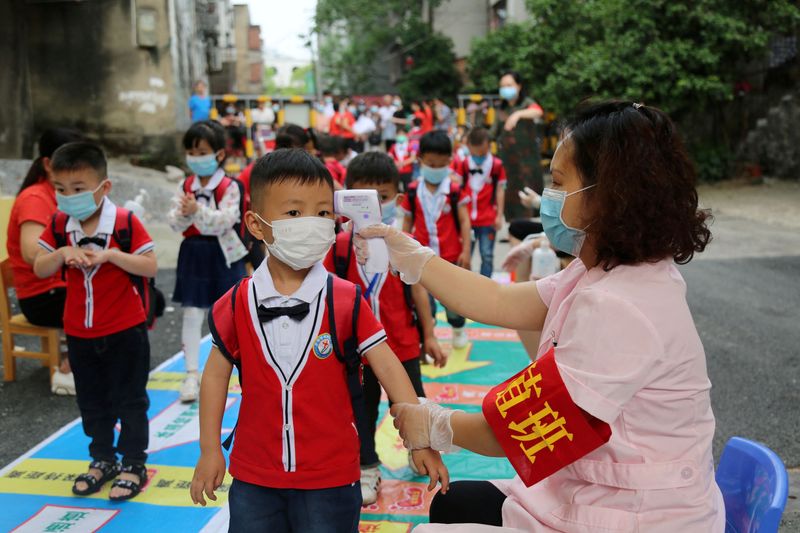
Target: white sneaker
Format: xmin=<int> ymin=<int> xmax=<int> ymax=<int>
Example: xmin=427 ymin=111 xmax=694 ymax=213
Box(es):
xmin=180 ymin=374 xmax=200 ymax=403
xmin=452 ymin=327 xmax=469 ymax=349
xmin=360 ymin=465 xmax=381 ymax=505
xmin=408 ymin=450 xmax=421 ymax=475
xmin=51 ymin=371 xmax=76 ymax=396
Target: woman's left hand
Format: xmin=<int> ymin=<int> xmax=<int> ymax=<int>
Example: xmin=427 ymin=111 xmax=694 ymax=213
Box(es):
xmin=504 ymin=111 xmax=521 ymax=131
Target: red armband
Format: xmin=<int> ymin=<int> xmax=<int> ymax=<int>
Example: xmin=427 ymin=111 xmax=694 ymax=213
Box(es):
xmin=482 ymin=347 xmax=611 ymax=487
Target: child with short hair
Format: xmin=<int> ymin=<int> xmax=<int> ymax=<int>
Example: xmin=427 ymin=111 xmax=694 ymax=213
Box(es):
xmin=400 ymin=131 xmax=472 ymax=349
xmin=324 ymin=152 xmax=446 ymax=505
xmin=168 ymin=120 xmax=248 ymax=403
xmin=318 ymin=133 xmax=347 ymax=189
xmin=34 ymin=142 xmax=157 ymax=501
xmin=455 ymin=127 xmax=507 ymax=278
xmin=387 ymin=128 xmax=417 ymax=191
xmin=190 ymin=149 xmax=449 ymax=531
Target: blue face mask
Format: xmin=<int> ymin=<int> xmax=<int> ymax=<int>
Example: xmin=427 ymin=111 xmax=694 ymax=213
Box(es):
xmin=56 ymin=180 xmax=107 ymax=221
xmin=499 ymin=86 xmax=518 ymax=101
xmin=186 ymin=153 xmax=219 ymax=177
xmin=540 ymin=185 xmax=596 ymax=256
xmin=420 ymin=164 xmax=449 ymax=185
xmin=471 ymin=154 xmax=487 ymax=165
xmin=381 ymin=198 xmax=397 ymax=225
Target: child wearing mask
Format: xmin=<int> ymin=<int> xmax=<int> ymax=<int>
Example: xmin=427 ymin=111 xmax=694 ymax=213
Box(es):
xmin=168 ymin=120 xmax=248 ymax=403
xmin=34 ymin=142 xmax=156 ymax=501
xmin=400 ymin=131 xmax=472 ymax=349
xmin=324 ymin=152 xmax=446 ymax=505
xmin=190 ymin=148 xmax=449 ymax=531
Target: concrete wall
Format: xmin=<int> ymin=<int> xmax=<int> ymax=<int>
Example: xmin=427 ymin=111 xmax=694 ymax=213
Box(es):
xmin=432 ymin=0 xmax=489 ymax=60
xmin=0 ymin=0 xmax=33 ymax=158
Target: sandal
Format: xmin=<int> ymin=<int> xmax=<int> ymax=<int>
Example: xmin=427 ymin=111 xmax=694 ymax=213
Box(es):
xmin=109 ymin=464 xmax=148 ymax=502
xmin=72 ymin=459 xmax=120 ymax=496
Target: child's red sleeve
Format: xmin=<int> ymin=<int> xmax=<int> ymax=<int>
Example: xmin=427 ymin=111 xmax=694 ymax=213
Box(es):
xmin=129 ymin=214 xmax=155 ymax=255
xmin=355 ymin=294 xmax=387 ymax=356
xmin=208 ymin=287 xmax=240 ymax=365
xmin=37 ymin=215 xmax=58 ymax=252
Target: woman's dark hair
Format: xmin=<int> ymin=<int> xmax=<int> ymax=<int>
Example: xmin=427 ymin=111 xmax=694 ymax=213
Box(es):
xmin=18 ymin=128 xmax=85 ymax=195
xmin=275 ymin=124 xmax=314 ymax=150
xmin=183 ymin=120 xmax=226 ymax=152
xmin=499 ymin=70 xmax=528 ymax=109
xmin=249 ymin=148 xmax=333 ymax=207
xmin=565 ymin=99 xmax=712 ymax=268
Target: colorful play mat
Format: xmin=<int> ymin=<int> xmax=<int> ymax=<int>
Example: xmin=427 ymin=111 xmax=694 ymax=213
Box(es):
xmin=0 ymin=305 xmax=528 ymax=532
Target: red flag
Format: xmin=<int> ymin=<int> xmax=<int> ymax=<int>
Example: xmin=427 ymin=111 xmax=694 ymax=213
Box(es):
xmin=482 ymin=347 xmax=611 ymax=487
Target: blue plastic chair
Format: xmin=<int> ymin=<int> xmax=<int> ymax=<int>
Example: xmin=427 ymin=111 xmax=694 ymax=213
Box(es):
xmin=716 ymin=437 xmax=789 ymax=533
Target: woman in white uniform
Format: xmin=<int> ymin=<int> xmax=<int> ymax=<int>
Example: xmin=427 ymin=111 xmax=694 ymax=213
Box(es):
xmin=358 ymin=100 xmax=725 ymax=532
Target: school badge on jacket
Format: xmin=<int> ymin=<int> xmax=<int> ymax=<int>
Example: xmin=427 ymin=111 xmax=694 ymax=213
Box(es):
xmin=313 ymin=333 xmax=334 ymax=360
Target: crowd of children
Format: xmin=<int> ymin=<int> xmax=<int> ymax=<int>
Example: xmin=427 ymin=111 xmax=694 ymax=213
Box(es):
xmin=12 ymin=100 xmax=511 ymax=532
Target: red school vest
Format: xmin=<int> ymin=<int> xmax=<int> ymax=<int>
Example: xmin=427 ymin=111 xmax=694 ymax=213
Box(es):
xmin=209 ymin=276 xmax=362 ymax=489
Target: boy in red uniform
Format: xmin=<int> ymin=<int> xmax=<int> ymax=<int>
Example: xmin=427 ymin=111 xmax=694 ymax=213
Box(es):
xmin=324 ymin=152 xmax=446 ymax=505
xmin=387 ymin=129 xmax=417 ymax=192
xmin=190 ymin=149 xmax=448 ymax=532
xmin=34 ymin=142 xmax=157 ymax=501
xmin=318 ymin=134 xmax=347 ymax=189
xmin=400 ymin=131 xmax=472 ymax=349
xmin=454 ymin=127 xmax=507 ymax=278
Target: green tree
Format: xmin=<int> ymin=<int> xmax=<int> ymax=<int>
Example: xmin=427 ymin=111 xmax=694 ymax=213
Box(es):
xmin=314 ymin=0 xmax=460 ymax=97
xmin=467 ymin=0 xmax=800 ymax=179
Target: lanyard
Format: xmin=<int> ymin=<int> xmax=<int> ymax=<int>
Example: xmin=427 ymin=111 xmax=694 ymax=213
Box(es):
xmin=364 ymin=273 xmax=380 ymax=299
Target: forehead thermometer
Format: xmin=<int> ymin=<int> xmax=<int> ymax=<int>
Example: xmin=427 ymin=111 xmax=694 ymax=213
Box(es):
xmin=334 ymin=190 xmax=389 ymax=274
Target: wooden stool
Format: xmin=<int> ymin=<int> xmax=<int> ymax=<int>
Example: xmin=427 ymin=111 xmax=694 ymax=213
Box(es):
xmin=0 ymin=259 xmax=61 ymax=381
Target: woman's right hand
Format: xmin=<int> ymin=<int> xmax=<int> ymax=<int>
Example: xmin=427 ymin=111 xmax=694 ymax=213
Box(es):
xmin=390 ymin=400 xmax=459 ymax=453
xmin=355 ymin=224 xmax=435 ymax=284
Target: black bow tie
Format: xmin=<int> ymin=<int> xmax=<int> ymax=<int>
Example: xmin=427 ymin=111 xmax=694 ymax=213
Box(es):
xmin=257 ymin=302 xmax=310 ymax=323
xmin=77 ymin=236 xmax=106 ymax=247
xmin=194 ymin=192 xmax=212 ymax=203
xmin=469 ymin=168 xmax=483 ymax=175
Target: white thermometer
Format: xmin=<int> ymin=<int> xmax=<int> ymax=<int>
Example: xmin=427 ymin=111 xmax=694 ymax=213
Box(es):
xmin=334 ymin=190 xmax=389 ymax=274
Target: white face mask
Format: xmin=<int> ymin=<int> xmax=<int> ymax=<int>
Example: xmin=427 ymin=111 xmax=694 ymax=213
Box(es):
xmin=256 ymin=214 xmax=335 ymax=271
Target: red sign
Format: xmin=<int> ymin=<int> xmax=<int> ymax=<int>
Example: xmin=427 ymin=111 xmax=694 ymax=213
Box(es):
xmin=482 ymin=348 xmax=611 ymax=487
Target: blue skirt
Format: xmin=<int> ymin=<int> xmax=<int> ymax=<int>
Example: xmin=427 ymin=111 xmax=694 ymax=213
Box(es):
xmin=173 ymin=236 xmax=246 ymax=309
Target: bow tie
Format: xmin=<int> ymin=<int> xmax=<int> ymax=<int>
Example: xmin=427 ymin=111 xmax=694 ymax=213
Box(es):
xmin=77 ymin=236 xmax=106 ymax=247
xmin=257 ymin=302 xmax=310 ymax=323
xmin=194 ymin=191 xmax=212 ymax=203
xmin=469 ymin=168 xmax=483 ymax=175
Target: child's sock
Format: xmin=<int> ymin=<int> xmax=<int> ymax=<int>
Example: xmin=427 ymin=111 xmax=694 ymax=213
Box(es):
xmin=182 ymin=306 xmax=205 ymax=373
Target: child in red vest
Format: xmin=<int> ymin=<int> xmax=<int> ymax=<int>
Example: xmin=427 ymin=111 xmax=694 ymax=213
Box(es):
xmin=400 ymin=131 xmax=472 ymax=349
xmin=168 ymin=121 xmax=248 ymax=403
xmin=454 ymin=127 xmax=507 ymax=278
xmin=318 ymin=133 xmax=347 ymax=190
xmin=190 ymin=149 xmax=449 ymax=531
xmin=34 ymin=142 xmax=156 ymax=501
xmin=324 ymin=152 xmax=446 ymax=505
xmin=387 ymin=128 xmax=417 ymax=191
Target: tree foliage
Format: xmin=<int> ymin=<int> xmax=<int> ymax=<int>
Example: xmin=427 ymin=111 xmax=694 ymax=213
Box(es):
xmin=469 ymin=0 xmax=800 ymax=119
xmin=314 ymin=0 xmax=460 ymax=99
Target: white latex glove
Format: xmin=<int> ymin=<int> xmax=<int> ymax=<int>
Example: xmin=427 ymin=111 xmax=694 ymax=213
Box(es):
xmin=518 ymin=187 xmax=541 ymax=210
xmin=390 ymin=399 xmax=460 ymax=453
xmin=355 ymin=224 xmax=435 ymax=285
xmin=502 ymin=236 xmax=544 ymax=272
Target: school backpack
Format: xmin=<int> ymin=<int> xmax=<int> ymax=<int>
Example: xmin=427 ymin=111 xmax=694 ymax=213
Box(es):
xmin=51 ymin=209 xmax=166 ymax=329
xmin=221 ymin=273 xmax=366 ymax=451
xmin=458 ymin=157 xmax=503 ymax=204
xmin=331 ymin=229 xmax=422 ymax=338
xmin=181 ymin=174 xmax=248 ymax=242
xmin=406 ymin=180 xmax=462 ymax=234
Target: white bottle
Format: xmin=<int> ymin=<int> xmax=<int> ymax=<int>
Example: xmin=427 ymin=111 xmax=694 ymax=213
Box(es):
xmin=531 ymin=239 xmax=559 ymax=280
xmin=124 ymin=189 xmax=148 ymax=219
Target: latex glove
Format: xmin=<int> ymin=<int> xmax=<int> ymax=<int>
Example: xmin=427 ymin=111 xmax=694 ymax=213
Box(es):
xmin=390 ymin=399 xmax=460 ymax=453
xmin=502 ymin=237 xmax=542 ymax=272
xmin=518 ymin=187 xmax=541 ymax=210
xmin=356 ymin=224 xmax=435 ymax=285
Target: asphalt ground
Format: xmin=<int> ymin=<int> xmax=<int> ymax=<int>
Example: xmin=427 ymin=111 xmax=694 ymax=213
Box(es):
xmin=1 ymin=215 xmax=798 ymax=529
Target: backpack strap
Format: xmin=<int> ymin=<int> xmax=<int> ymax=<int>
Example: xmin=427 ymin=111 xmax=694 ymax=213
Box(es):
xmin=213 ymin=176 xmax=248 ymax=241
xmin=220 ymin=278 xmax=245 ymax=451
xmin=113 ymin=209 xmax=133 ymax=253
xmin=182 ymin=176 xmax=194 ymax=195
xmin=450 ymin=184 xmax=462 ymax=234
xmin=51 ymin=212 xmax=70 ymax=250
xmin=490 ymin=157 xmax=502 ymax=205
xmin=407 ymin=183 xmax=418 ymax=231
xmin=332 ymin=230 xmax=354 ymax=280
xmin=326 ymin=274 xmax=367 ymax=439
